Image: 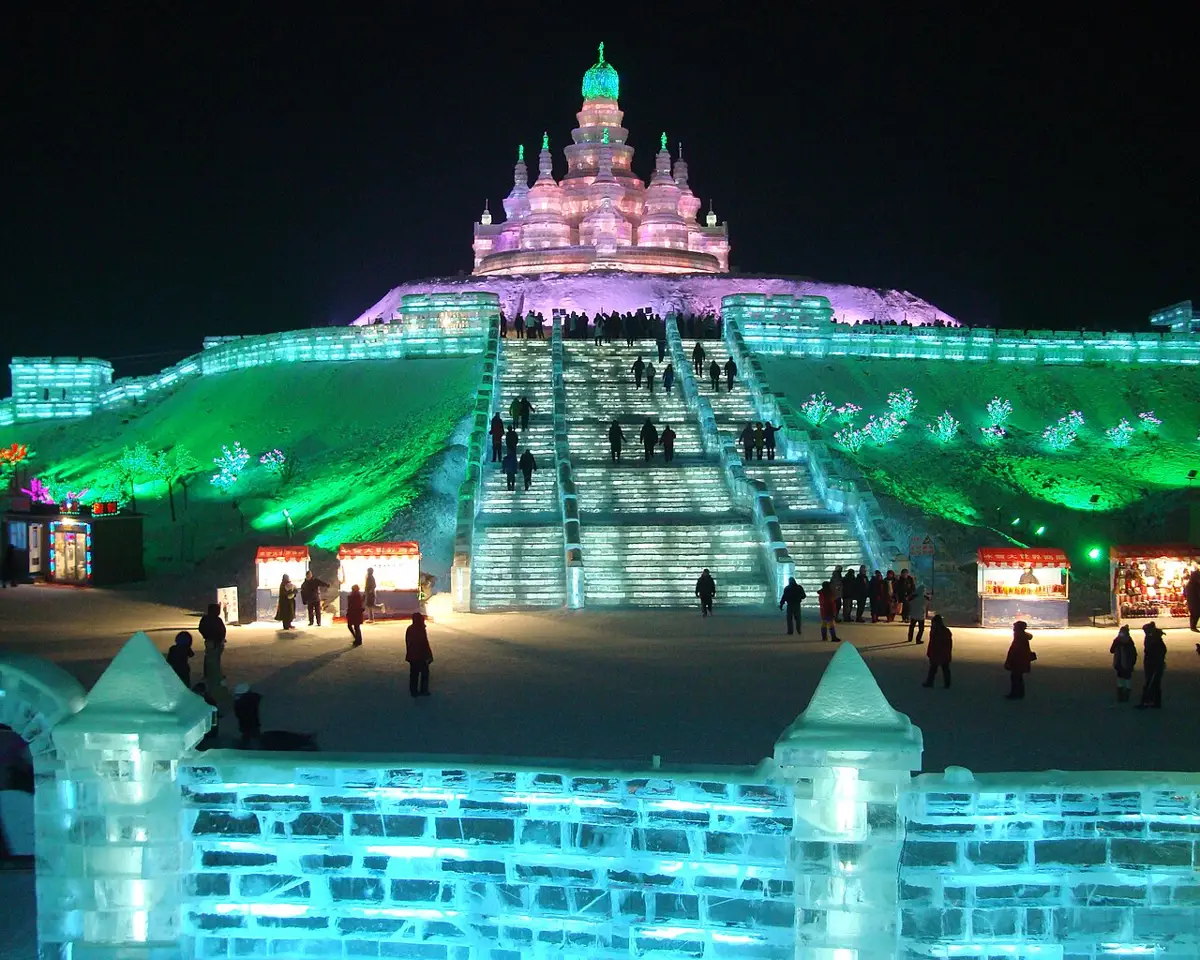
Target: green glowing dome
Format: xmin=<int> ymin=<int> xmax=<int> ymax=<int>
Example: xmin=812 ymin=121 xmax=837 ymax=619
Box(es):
xmin=582 ymin=41 xmax=619 ymax=101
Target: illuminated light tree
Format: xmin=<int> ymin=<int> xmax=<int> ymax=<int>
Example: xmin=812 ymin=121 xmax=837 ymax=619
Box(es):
xmin=835 ymin=403 xmax=862 ymax=425
xmin=863 ymin=412 xmax=907 ymax=446
xmin=1105 ymin=419 xmax=1135 ymax=448
xmin=800 ymin=392 xmax=836 ymax=426
xmin=1043 ymin=412 xmax=1084 ymax=451
xmin=886 ymin=388 xmax=918 ymax=419
xmin=21 ymin=477 xmax=55 ymax=504
xmin=985 ymin=397 xmax=1013 ymax=428
xmin=211 ymin=442 xmax=251 ymax=492
xmin=980 ymin=425 xmax=1006 ymax=446
xmin=111 ymin=442 xmax=153 ymax=512
xmin=1137 ymin=410 xmax=1162 ymax=431
xmin=834 ymin=427 xmax=866 ymax=453
xmin=42 ymin=477 xmax=90 ymax=505
xmin=927 ymin=411 xmax=960 ymax=443
xmin=0 ymin=442 xmax=31 ymax=492
xmin=151 ymin=447 xmax=201 ymax=521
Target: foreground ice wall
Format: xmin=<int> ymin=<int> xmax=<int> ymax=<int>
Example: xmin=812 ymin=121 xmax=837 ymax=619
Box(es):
xmin=1 ymin=639 xmax=1197 ymax=959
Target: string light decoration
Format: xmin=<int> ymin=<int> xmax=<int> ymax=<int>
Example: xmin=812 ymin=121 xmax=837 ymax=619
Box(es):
xmin=1105 ymin=419 xmax=1135 ymax=448
xmin=1042 ymin=411 xmax=1085 ymax=451
xmin=835 ymin=403 xmax=862 ymax=424
xmin=863 ymin=412 xmax=907 ymax=446
xmin=211 ymin=442 xmax=251 ymax=491
xmin=887 ymin=388 xmax=918 ymax=419
xmin=927 ymin=411 xmax=961 ymax=443
xmin=800 ymin=392 xmax=836 ymax=426
xmin=834 ymin=427 xmax=866 ymax=452
xmin=985 ymin=397 xmax=1013 ymax=428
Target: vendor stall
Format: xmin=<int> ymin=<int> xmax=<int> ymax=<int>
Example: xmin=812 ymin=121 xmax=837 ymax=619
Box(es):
xmin=255 ymin=546 xmax=310 ymax=621
xmin=337 ymin=542 xmax=421 ymax=619
xmin=4 ymin=501 xmax=143 ymax=587
xmin=978 ymin=547 xmax=1070 ymax=629
xmin=1110 ymin=544 xmax=1200 ymax=628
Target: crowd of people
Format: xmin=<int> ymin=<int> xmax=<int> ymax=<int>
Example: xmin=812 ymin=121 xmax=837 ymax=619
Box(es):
xmin=831 ymin=316 xmax=957 ymax=329
xmin=489 ymin=408 xmax=540 ymax=494
xmin=498 ymin=309 xmax=727 ymax=343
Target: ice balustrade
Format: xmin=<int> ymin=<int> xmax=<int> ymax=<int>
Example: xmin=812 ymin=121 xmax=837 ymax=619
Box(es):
xmin=665 ymin=317 xmax=794 ymax=598
xmin=722 ymin=310 xmax=906 ymax=574
xmin=550 ymin=318 xmax=586 ymax=608
xmin=451 ymin=324 xmax=502 ymax=612
xmin=3 ymin=638 xmax=1199 ymax=958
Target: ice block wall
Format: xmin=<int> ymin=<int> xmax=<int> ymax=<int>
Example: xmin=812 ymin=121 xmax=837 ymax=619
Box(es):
xmin=178 ymin=756 xmax=798 ymax=959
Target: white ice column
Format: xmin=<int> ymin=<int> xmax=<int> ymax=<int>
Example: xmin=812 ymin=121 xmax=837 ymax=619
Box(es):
xmin=51 ymin=632 xmax=213 ymax=959
xmin=772 ymin=642 xmax=922 ymax=960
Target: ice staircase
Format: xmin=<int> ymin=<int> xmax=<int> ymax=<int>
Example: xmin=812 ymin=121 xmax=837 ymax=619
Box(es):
xmin=684 ymin=337 xmax=870 ymax=591
xmin=564 ymin=341 xmax=771 ymax=607
xmin=471 ymin=341 xmax=565 ymax=610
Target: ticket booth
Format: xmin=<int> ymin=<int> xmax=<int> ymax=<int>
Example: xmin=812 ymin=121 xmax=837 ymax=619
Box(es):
xmin=255 ymin=546 xmax=311 ymax=621
xmin=5 ymin=502 xmax=143 ymax=587
xmin=337 ymin=542 xmax=421 ymax=619
xmin=977 ymin=547 xmax=1070 ymax=629
xmin=1110 ymin=544 xmax=1200 ymax=628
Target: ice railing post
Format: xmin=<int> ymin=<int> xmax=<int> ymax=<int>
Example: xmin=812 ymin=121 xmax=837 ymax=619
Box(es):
xmin=773 ymin=642 xmax=923 ymax=960
xmin=453 ymin=317 xmax=501 ymax=611
xmin=50 ymin=633 xmax=213 ymax=959
xmin=551 ymin=316 xmax=585 ymax=608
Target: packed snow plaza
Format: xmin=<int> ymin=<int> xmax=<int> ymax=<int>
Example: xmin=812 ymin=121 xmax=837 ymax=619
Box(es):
xmin=2 ymin=42 xmax=1200 ymax=960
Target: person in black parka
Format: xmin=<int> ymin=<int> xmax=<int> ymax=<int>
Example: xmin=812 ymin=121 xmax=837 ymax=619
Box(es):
xmin=1136 ymin=622 xmax=1166 ymax=709
xmin=1109 ymin=624 xmax=1137 ymax=702
xmin=166 ymin=631 xmax=194 ymax=687
xmin=609 ymin=420 xmax=625 ymax=462
xmin=489 ymin=413 xmax=504 ymax=463
xmin=632 ymin=355 xmax=645 ymax=389
xmin=779 ymin=577 xmax=806 ymax=635
xmin=661 ymin=424 xmax=677 ymax=463
xmin=695 ymin=568 xmax=716 ymax=617
xmin=639 ymin=419 xmax=658 ymax=462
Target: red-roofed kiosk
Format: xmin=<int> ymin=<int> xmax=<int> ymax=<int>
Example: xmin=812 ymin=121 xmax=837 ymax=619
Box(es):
xmin=255 ymin=546 xmax=311 ymax=621
xmin=977 ymin=547 xmax=1070 ymax=628
xmin=337 ymin=542 xmax=421 ymax=619
xmin=1110 ymin=544 xmax=1200 ymax=627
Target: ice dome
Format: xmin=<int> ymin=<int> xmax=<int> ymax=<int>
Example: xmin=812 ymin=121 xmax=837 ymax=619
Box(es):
xmin=582 ymin=42 xmax=619 ymax=101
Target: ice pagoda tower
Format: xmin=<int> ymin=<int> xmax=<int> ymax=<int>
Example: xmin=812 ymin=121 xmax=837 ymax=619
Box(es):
xmin=471 ymin=42 xmax=730 ymax=276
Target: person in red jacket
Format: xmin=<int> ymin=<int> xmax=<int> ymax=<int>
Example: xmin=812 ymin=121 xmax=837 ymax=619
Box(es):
xmin=1003 ymin=620 xmax=1036 ymax=699
xmin=405 ymin=612 xmax=434 ymax=697
xmin=818 ymin=581 xmax=841 ymax=642
xmin=345 ymin=584 xmax=365 ymax=647
xmin=922 ymin=615 xmax=952 ymax=688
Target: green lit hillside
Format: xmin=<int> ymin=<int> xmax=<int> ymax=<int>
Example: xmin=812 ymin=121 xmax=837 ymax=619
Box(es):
xmin=1 ymin=359 xmax=479 ymax=581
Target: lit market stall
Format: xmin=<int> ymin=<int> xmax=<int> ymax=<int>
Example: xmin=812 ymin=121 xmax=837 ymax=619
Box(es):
xmin=3 ymin=499 xmax=143 ymax=587
xmin=977 ymin=547 xmax=1070 ymax=629
xmin=337 ymin=542 xmax=421 ymax=619
xmin=1110 ymin=544 xmax=1200 ymax=628
xmin=255 ymin=546 xmax=310 ymax=621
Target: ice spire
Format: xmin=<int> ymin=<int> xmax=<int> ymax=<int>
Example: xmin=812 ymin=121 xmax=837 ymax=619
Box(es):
xmin=480 ymin=199 xmax=492 ymax=225
xmin=537 ymin=131 xmax=554 ymax=181
xmin=660 ymin=131 xmax=668 ymax=152
xmin=542 ymin=131 xmax=549 ymax=151
xmin=706 ymin=199 xmax=717 ymax=227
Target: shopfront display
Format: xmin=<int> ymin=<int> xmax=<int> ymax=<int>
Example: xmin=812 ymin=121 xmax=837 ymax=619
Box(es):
xmin=1110 ymin=544 xmax=1200 ymax=627
xmin=4 ymin=505 xmax=143 ymax=587
xmin=337 ymin=542 xmax=421 ymax=619
xmin=255 ymin=546 xmax=310 ymax=621
xmin=977 ymin=547 xmax=1070 ymax=628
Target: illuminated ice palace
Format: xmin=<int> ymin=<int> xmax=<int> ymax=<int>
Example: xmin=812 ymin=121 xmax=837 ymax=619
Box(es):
xmin=3 ymin=43 xmax=1200 ymax=960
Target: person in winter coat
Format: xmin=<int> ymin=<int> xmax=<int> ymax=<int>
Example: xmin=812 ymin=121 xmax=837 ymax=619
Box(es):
xmin=499 ymin=312 xmax=508 ymax=339
xmin=639 ymin=419 xmax=659 ymax=461
xmin=724 ymin=357 xmax=738 ymax=391
xmin=406 ymin=612 xmax=434 ymax=697
xmin=300 ymin=570 xmax=329 ymax=626
xmin=594 ymin=316 xmax=604 ymax=345
xmin=502 ymin=450 xmax=518 ymax=491
xmin=519 ymin=397 xmax=535 ymax=431
xmin=166 ymin=631 xmax=194 ymax=687
xmin=763 ymin=422 xmax=780 ymax=460
xmin=1186 ymin=569 xmax=1200 ymax=632
xmin=275 ymin=576 xmax=297 ymax=629
xmin=1110 ymin=624 xmax=1138 ymax=701
xmin=199 ymin=603 xmax=231 ymax=714
xmin=1136 ymin=622 xmax=1166 ymax=709
xmin=753 ymin=423 xmax=765 ymax=460
xmin=656 ymin=334 xmax=666 ymax=364
xmin=509 ymin=397 xmax=522 ymax=424
xmin=645 ymin=362 xmax=656 ymax=394
xmin=908 ymin=583 xmax=929 ymax=643
xmin=519 ymin=449 xmax=537 ymax=490
xmin=505 ymin=424 xmax=519 ymax=457
xmin=708 ymin=360 xmax=721 ymax=391
xmin=884 ymin=570 xmax=900 ymax=621
xmin=345 ymin=584 xmax=365 ymax=646
xmin=1003 ymin=620 xmax=1036 ymax=699
xmin=364 ymin=567 xmax=377 ymax=623
xmin=779 ymin=577 xmax=806 ymax=635
xmin=840 ymin=568 xmax=857 ymax=622
xmin=663 ymin=363 xmax=675 ymax=395
xmin=609 ymin=420 xmax=625 ymax=462
xmin=513 ymin=313 xmax=525 ymax=339
xmin=695 ymin=568 xmax=716 ymax=616
xmin=869 ymin=570 xmax=887 ymax=622
xmin=830 ymin=566 xmax=844 ymax=621
xmin=854 ymin=565 xmax=869 ymax=621
xmin=632 ymin=355 xmax=645 ymax=389
xmin=692 ymin=341 xmax=706 ymax=376
xmin=661 ymin=424 xmax=677 ymax=463
xmin=922 ymin=614 xmax=952 ymax=688
xmin=490 ymin=413 xmax=504 ymax=462
xmin=233 ymin=682 xmax=263 ymax=747
xmin=898 ymin=569 xmax=916 ymax=622
xmin=817 ymin=581 xmax=841 ymax=642
xmin=739 ymin=422 xmax=755 ymax=462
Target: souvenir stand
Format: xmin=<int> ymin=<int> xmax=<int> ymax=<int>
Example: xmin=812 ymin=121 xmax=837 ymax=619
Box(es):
xmin=1110 ymin=544 xmax=1200 ymax=628
xmin=337 ymin=542 xmax=421 ymax=619
xmin=4 ymin=498 xmax=143 ymax=587
xmin=255 ymin=546 xmax=310 ymax=621
xmin=977 ymin=547 xmax=1070 ymax=628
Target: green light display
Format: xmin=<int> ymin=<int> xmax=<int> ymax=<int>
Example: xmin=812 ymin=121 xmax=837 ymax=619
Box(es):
xmin=601 ymin=127 xmax=609 ymax=145
xmin=517 ymin=144 xmax=524 ymax=163
xmin=582 ymin=41 xmax=619 ymax=101
xmin=660 ymin=131 xmax=667 ymax=152
xmin=542 ymin=131 xmax=549 ymax=151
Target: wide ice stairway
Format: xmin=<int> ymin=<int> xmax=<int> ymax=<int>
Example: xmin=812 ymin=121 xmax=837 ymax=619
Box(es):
xmin=565 ymin=341 xmax=771 ymax=607
xmin=471 ymin=341 xmax=565 ymax=610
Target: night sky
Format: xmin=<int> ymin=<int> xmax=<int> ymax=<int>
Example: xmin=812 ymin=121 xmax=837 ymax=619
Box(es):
xmin=2 ymin=8 xmax=1195 ymax=381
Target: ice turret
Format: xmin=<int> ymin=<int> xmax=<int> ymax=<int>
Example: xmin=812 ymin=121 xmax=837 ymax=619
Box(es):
xmin=637 ymin=131 xmax=688 ymax=250
xmin=501 ymin=144 xmax=531 ymax=223
xmin=522 ymin=131 xmax=573 ymax=249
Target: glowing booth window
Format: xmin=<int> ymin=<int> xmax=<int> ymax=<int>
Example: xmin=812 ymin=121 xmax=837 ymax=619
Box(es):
xmin=977 ymin=547 xmax=1070 ymax=629
xmin=254 ymin=546 xmax=310 ymax=621
xmin=48 ymin=518 xmax=92 ymax=585
xmin=1110 ymin=543 xmax=1200 ymax=627
xmin=337 ymin=542 xmax=421 ymax=619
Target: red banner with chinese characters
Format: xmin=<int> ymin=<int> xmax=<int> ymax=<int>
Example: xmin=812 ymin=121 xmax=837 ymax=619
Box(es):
xmin=336 ymin=542 xmax=421 ymax=559
xmin=978 ymin=547 xmax=1070 ymax=569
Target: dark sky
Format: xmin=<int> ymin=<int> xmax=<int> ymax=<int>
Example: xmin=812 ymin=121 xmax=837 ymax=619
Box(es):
xmin=2 ymin=7 xmax=1195 ymax=381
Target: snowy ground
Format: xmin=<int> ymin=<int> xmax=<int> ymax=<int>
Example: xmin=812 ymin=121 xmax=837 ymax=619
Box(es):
xmin=2 ymin=584 xmax=1198 ymax=776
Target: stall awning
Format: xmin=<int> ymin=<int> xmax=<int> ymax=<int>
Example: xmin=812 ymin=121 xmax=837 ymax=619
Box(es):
xmin=1110 ymin=543 xmax=1200 ymax=561
xmin=977 ymin=547 xmax=1070 ymax=569
xmin=337 ymin=541 xmax=420 ymax=558
xmin=255 ymin=546 xmax=310 ymax=562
